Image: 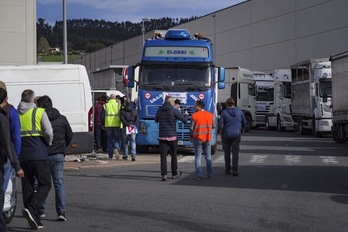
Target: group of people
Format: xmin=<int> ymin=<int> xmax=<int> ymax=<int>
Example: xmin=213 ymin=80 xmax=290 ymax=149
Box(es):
xmin=0 ymin=81 xmax=72 ymax=231
xmin=155 ymin=96 xmax=246 ymax=181
xmin=93 ymin=94 xmax=139 ymax=161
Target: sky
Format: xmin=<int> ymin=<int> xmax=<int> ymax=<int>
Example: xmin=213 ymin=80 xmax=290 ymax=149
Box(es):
xmin=37 ymin=0 xmax=246 ymax=25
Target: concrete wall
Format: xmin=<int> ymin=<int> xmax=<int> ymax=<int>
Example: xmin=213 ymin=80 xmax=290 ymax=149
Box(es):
xmin=72 ymin=0 xmax=348 ymax=74
xmin=0 ymin=0 xmax=36 ymax=65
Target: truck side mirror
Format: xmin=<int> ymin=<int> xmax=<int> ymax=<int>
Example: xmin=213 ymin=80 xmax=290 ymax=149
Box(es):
xmin=217 ymin=67 xmax=225 ymax=89
xmin=127 ymin=65 xmax=135 ymax=88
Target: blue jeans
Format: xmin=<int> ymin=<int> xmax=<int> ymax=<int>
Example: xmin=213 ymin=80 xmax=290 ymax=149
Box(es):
xmin=40 ymin=154 xmax=65 ymax=215
xmin=106 ymin=127 xmax=121 ymax=158
xmin=2 ymin=160 xmax=13 ymax=193
xmin=122 ymin=128 xmax=136 ymax=157
xmin=192 ymin=139 xmax=213 ymax=178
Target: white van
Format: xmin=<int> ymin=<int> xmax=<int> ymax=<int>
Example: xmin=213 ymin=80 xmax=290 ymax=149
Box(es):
xmin=0 ymin=64 xmax=94 ymax=154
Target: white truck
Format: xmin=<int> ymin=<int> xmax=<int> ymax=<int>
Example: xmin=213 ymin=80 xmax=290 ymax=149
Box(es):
xmin=265 ymin=69 xmax=295 ymax=131
xmin=290 ymin=58 xmax=333 ymax=137
xmin=330 ymin=51 xmax=348 ymax=143
xmin=218 ymin=67 xmax=256 ymax=132
xmin=253 ymin=71 xmax=274 ymax=126
xmin=0 ymin=64 xmax=94 ymax=154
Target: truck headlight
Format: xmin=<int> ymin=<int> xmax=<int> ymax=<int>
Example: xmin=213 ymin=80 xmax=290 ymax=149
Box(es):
xmin=139 ymin=122 xmax=147 ymax=134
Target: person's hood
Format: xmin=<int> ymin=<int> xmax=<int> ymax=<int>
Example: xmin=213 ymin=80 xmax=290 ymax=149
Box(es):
xmin=123 ymin=104 xmax=134 ymax=112
xmin=161 ymin=101 xmax=174 ymax=111
xmin=45 ymin=107 xmax=61 ymax=121
xmin=225 ymin=107 xmax=237 ymax=117
xmin=17 ymin=102 xmax=36 ymax=114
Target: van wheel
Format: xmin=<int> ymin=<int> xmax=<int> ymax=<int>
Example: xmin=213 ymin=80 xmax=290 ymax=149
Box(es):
xmin=137 ymin=145 xmax=149 ymax=153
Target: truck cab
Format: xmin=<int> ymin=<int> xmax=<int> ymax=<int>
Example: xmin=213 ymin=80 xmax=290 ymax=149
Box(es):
xmin=218 ymin=67 xmax=256 ymax=132
xmin=127 ymin=29 xmax=225 ymax=153
xmin=253 ymin=71 xmax=274 ymax=127
xmin=290 ymin=59 xmax=332 ymax=137
xmin=266 ymin=69 xmax=294 ymax=131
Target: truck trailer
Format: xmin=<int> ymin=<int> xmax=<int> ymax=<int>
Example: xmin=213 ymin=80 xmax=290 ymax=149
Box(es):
xmin=330 ymin=51 xmax=348 ymax=143
xmin=218 ymin=67 xmax=256 ymax=132
xmin=290 ymin=59 xmax=332 ymax=137
xmin=127 ymin=29 xmax=225 ymax=154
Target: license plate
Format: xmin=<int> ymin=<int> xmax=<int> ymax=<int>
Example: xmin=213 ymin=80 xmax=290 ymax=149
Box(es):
xmin=177 ymin=140 xmax=183 ymax=145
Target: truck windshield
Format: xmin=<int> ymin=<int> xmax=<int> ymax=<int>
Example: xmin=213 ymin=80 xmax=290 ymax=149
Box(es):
xmin=256 ymin=88 xmax=274 ymax=101
xmin=319 ymin=80 xmax=332 ymax=97
xmin=139 ymin=64 xmax=211 ymax=91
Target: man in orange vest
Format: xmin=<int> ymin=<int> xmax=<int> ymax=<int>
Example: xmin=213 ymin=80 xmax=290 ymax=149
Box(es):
xmin=190 ymin=100 xmax=214 ymax=180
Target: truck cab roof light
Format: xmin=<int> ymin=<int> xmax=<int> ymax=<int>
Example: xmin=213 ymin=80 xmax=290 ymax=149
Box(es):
xmin=165 ymin=29 xmax=190 ymax=39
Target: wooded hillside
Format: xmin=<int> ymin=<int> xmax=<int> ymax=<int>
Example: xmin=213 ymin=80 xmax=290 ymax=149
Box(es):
xmin=37 ymin=17 xmax=197 ymax=54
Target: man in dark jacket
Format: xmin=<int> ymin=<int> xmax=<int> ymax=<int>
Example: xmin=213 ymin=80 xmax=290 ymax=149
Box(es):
xmin=94 ymin=96 xmax=107 ymax=153
xmin=0 ymin=88 xmax=24 ymax=232
xmin=36 ymin=95 xmax=73 ymax=222
xmin=120 ymin=99 xmax=139 ymax=161
xmin=155 ymin=97 xmax=188 ymax=181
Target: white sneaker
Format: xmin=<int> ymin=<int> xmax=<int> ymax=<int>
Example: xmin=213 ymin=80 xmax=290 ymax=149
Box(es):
xmin=113 ymin=149 xmax=120 ymax=160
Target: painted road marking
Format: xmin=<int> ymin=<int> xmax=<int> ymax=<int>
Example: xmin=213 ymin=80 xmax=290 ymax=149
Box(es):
xmin=319 ymin=156 xmax=339 ymax=165
xmin=248 ymin=155 xmax=268 ymax=164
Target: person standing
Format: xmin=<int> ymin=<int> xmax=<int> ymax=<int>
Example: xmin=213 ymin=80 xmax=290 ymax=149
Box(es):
xmin=120 ymin=99 xmax=138 ymax=161
xmin=94 ymin=96 xmax=106 ymax=153
xmin=102 ymin=94 xmax=122 ymax=160
xmin=219 ymin=98 xmax=246 ymax=176
xmin=0 ymin=88 xmax=24 ymax=232
xmin=155 ymin=97 xmax=188 ymax=181
xmin=190 ymin=100 xmax=214 ymax=180
xmin=36 ymin=95 xmax=73 ymax=221
xmin=18 ymin=89 xmax=53 ymax=230
xmin=0 ymin=81 xmax=21 ymax=194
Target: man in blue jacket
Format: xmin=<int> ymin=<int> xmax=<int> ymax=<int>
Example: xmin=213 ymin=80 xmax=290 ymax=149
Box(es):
xmin=219 ymin=98 xmax=246 ymax=176
xmin=0 ymin=81 xmax=21 ymax=194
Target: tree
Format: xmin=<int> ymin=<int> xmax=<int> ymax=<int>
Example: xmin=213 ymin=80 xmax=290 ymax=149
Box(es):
xmin=37 ymin=36 xmax=51 ymax=53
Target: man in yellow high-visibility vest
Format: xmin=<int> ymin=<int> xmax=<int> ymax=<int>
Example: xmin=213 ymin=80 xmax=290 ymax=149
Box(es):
xmin=18 ymin=89 xmax=53 ymax=230
xmin=101 ymin=94 xmax=122 ymax=160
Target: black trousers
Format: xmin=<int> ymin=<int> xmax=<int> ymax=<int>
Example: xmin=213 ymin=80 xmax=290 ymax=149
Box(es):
xmin=21 ymin=160 xmax=52 ymax=223
xmin=222 ymin=135 xmax=241 ymax=171
xmin=0 ymin=165 xmax=7 ymax=232
xmin=159 ymin=139 xmax=178 ymax=176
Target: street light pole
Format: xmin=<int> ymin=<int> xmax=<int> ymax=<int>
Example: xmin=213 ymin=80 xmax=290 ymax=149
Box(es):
xmin=63 ymin=0 xmax=68 ymax=64
xmin=142 ymin=17 xmax=150 ymax=45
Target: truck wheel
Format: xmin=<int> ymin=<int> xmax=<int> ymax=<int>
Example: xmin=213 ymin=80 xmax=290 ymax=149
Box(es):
xmin=244 ymin=115 xmax=252 ymax=132
xmin=277 ymin=116 xmax=285 ymax=132
xmin=137 ymin=145 xmax=150 ymax=153
xmin=333 ymin=125 xmax=347 ymax=143
xmin=265 ymin=116 xmax=276 ymax=131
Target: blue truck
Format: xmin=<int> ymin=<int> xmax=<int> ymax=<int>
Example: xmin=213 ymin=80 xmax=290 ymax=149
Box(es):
xmin=126 ymin=29 xmax=225 ymax=154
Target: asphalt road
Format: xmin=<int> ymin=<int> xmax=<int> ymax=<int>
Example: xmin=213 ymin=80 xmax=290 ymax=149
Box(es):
xmin=7 ymin=128 xmax=348 ymax=232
